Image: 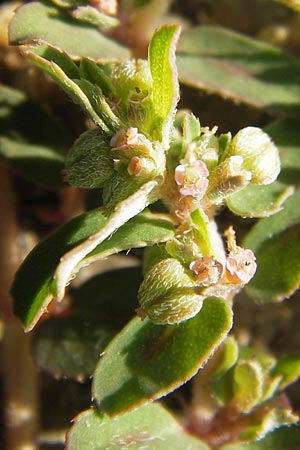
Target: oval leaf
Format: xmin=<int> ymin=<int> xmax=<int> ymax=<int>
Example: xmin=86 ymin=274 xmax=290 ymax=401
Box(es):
xmin=66 ymin=404 xmax=209 ymax=450
xmin=226 ymin=182 xmax=294 ymax=218
xmin=33 ymin=317 xmax=117 ymax=381
xmin=92 ymin=296 xmax=232 ymax=416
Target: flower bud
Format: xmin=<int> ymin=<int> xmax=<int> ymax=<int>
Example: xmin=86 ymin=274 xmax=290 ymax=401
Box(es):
xmin=65 ymin=129 xmax=114 ymax=188
xmin=229 ymin=127 xmax=280 ymax=185
xmin=111 ymin=60 xmax=152 ymax=106
xmin=110 ymin=128 xmax=165 ymax=179
xmin=190 ymin=257 xmax=223 ymax=286
xmin=224 ymin=248 xmax=257 ymax=285
xmin=222 ymin=226 xmax=257 ymax=285
xmin=138 ymin=258 xmax=202 ymax=324
xmin=206 ymin=156 xmax=252 ymax=204
xmin=194 ymin=127 xmax=220 ymax=171
xmin=174 ymin=159 xmax=209 ymax=199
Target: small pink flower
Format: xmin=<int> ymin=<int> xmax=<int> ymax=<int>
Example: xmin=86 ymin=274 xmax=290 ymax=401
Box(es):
xmin=225 ymin=248 xmax=257 ymax=285
xmin=190 ymin=257 xmax=223 ymax=286
xmin=174 ymin=160 xmax=209 ymax=199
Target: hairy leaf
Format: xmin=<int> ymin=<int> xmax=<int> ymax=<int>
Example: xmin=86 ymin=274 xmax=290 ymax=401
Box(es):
xmin=177 ymin=26 xmax=300 ymax=117
xmin=149 ymin=24 xmax=180 ymax=147
xmin=226 ymin=182 xmax=294 ymax=218
xmin=66 ymin=404 xmax=209 ymax=450
xmin=92 ymin=297 xmax=232 ymax=416
xmin=9 ymin=2 xmax=129 ymax=60
xmin=11 ymin=210 xmax=174 ymax=331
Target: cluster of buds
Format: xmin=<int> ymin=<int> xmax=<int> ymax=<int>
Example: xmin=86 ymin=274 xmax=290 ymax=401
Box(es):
xmin=172 ymin=125 xmax=281 ymax=212
xmin=189 ymin=227 xmax=257 ymax=290
xmin=110 ymin=127 xmax=165 ymax=180
xmin=110 ymin=60 xmax=154 ymax=132
xmin=138 ymin=226 xmax=256 ymax=325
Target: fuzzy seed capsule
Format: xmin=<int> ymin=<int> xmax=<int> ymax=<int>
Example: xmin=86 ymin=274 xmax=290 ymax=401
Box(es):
xmin=229 ymin=127 xmax=280 ymax=185
xmin=138 ymin=258 xmax=203 ymax=324
xmin=65 ymin=129 xmax=114 ymax=188
xmin=111 ymin=60 xmax=152 ymax=106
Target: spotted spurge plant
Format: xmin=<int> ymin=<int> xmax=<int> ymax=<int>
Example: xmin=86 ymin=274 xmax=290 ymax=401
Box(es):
xmin=2 ymin=1 xmax=300 ymax=449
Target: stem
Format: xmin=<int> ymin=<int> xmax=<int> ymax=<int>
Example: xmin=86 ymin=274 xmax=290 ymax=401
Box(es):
xmin=0 ymin=162 xmax=39 ymax=450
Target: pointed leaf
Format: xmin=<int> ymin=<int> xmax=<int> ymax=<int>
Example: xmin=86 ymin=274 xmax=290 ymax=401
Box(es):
xmin=92 ymin=296 xmax=232 ymax=416
xmin=177 ymin=26 xmax=300 ymax=117
xmin=149 ymin=24 xmax=180 ymax=147
xmin=11 ymin=209 xmax=174 ymax=331
xmin=9 ymin=2 xmax=130 ymax=60
xmin=23 ymin=48 xmax=111 ymax=132
xmin=52 ymin=180 xmax=161 ymax=301
xmin=66 ymin=404 xmax=209 ymax=450
xmin=233 ymin=361 xmax=263 ymax=413
xmin=271 ymin=354 xmax=300 ymax=390
xmin=182 ymin=112 xmax=201 ymax=147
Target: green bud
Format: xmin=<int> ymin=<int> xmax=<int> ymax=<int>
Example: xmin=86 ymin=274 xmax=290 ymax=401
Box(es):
xmin=206 ymin=156 xmax=252 ymax=204
xmin=195 ymin=127 xmax=219 ymax=171
xmin=111 ymin=128 xmax=165 ymax=180
xmin=65 ymin=129 xmax=114 ymax=188
xmin=138 ymin=258 xmax=202 ymax=324
xmin=111 ymin=60 xmax=152 ymax=106
xmin=229 ymin=127 xmax=280 ymax=185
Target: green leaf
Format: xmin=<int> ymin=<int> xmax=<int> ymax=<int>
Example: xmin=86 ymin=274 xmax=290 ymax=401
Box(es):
xmin=210 ymin=337 xmax=238 ymax=405
xmin=0 ymin=136 xmax=65 ymax=186
xmin=266 ymin=119 xmax=300 ymax=187
xmin=23 ymin=47 xmax=112 ymax=132
xmin=11 ymin=210 xmax=174 ymax=331
xmin=33 ymin=317 xmax=117 ymax=381
xmin=92 ymin=296 xmax=232 ymax=416
xmin=271 ymin=354 xmax=300 ymax=390
xmin=71 ymin=6 xmax=119 ymax=28
xmin=233 ymin=361 xmax=263 ymax=413
xmin=9 ymin=2 xmax=130 ymax=61
xmin=211 ymin=337 xmax=238 ymax=378
xmin=244 ymin=192 xmax=300 ymax=302
xmin=226 ymin=182 xmax=294 ymax=218
xmin=220 ymin=423 xmax=300 ymax=450
xmin=182 ymin=112 xmax=201 ymax=147
xmin=149 ymin=24 xmax=180 ymax=147
xmin=177 ymin=26 xmax=300 ymax=117
xmin=33 ymin=267 xmax=142 ymax=380
xmin=66 ymin=404 xmax=209 ymax=450
xmin=0 ymin=83 xmax=71 ymax=185
xmin=53 ymin=180 xmax=162 ymax=301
